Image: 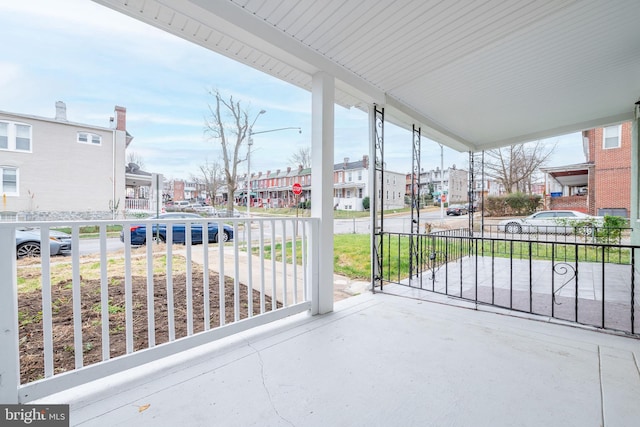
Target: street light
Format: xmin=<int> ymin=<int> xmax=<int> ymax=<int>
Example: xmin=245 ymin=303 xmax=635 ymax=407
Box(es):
xmin=247 ymin=123 xmax=302 ymax=216
xmin=246 ymin=110 xmax=266 ymax=215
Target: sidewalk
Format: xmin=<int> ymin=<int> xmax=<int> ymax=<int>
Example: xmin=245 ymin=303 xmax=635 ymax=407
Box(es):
xmin=186 ymin=245 xmax=371 ymax=304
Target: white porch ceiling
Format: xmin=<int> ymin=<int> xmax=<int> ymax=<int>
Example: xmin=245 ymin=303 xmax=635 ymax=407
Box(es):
xmin=93 ymin=0 xmax=640 ymax=152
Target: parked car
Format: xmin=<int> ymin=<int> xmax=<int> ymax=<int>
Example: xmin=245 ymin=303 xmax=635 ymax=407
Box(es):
xmin=216 ymin=208 xmax=243 ymax=218
xmin=498 ymin=210 xmax=604 ymax=234
xmin=173 ymin=201 xmax=191 ymax=210
xmin=446 ymin=204 xmax=468 ymax=216
xmin=464 ymin=203 xmax=478 ymax=213
xmin=120 ymin=213 xmax=234 ymax=245
xmin=193 ymin=205 xmax=217 ymax=216
xmin=16 ymin=227 xmax=72 ymax=259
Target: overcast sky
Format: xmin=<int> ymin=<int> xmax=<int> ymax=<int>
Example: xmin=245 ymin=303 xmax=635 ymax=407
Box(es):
xmin=0 ymin=0 xmax=585 ymax=181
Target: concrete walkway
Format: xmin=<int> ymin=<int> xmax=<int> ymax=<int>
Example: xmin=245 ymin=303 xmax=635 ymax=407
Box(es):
xmin=184 ymin=245 xmax=371 ymax=304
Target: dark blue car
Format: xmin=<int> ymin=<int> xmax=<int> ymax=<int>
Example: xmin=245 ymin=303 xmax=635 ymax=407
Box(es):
xmin=121 ymin=213 xmax=234 ymax=245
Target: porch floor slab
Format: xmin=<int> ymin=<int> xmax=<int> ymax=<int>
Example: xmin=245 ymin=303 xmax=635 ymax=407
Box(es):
xmin=36 ymin=290 xmax=640 ymax=427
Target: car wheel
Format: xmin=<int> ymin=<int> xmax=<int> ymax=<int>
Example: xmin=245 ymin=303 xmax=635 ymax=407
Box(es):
xmin=17 ymin=242 xmax=41 ymax=258
xmin=581 ymin=226 xmax=595 ymax=237
xmin=214 ymin=231 xmax=230 ymax=243
xmin=151 ymin=234 xmax=166 ymax=244
xmin=505 ymin=223 xmax=522 ymax=234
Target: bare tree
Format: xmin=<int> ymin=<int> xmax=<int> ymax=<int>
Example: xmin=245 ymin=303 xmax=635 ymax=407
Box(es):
xmin=126 ymin=151 xmax=145 ymax=169
xmin=289 ymin=146 xmax=311 ymax=169
xmin=483 ymin=141 xmax=556 ymax=194
xmin=191 ymin=160 xmax=223 ymax=206
xmin=204 ymin=89 xmax=256 ymax=215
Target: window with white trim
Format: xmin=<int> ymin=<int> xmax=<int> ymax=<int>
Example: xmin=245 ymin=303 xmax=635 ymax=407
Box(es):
xmin=0 ymin=121 xmax=32 ymax=152
xmin=603 ymin=125 xmax=621 ymax=149
xmin=77 ymin=131 xmax=102 ymax=145
xmin=1 ymin=166 xmax=18 ymax=196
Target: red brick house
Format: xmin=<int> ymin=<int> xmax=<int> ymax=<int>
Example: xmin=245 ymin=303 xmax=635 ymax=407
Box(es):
xmin=542 ymin=122 xmax=631 ymax=217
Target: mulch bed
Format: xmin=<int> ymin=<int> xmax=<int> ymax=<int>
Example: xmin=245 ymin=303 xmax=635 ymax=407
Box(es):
xmin=18 ymin=268 xmax=278 ymax=384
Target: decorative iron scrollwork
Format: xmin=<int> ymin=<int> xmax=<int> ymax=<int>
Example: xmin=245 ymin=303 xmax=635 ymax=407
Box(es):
xmin=552 ymin=262 xmax=576 ymax=305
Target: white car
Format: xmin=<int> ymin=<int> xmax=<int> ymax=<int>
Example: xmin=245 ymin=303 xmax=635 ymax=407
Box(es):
xmin=498 ymin=210 xmax=603 ymax=234
xmin=193 ymin=205 xmax=217 ymax=216
xmin=217 ymin=208 xmax=243 ymax=218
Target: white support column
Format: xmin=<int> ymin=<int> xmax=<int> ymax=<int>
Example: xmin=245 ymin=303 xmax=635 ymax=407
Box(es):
xmin=311 ymin=71 xmax=335 ymax=315
xmin=631 ymin=103 xmax=640 ymax=245
xmin=0 ymin=226 xmax=19 ymax=403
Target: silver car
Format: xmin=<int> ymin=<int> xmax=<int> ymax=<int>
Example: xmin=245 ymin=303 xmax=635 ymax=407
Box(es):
xmin=498 ymin=210 xmax=603 ymax=234
xmin=16 ymin=227 xmax=72 ymax=258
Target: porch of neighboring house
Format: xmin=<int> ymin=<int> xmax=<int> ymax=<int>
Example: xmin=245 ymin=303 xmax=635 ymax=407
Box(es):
xmin=541 ymin=163 xmax=592 ymax=213
xmin=124 ymin=164 xmax=158 ymax=214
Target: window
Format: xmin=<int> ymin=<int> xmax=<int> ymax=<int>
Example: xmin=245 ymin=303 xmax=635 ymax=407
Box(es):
xmin=0 ymin=121 xmax=31 ymax=152
xmin=0 ymin=122 xmax=8 ymax=149
xmin=348 ymin=172 xmax=352 ymax=182
xmin=77 ymin=131 xmax=102 ymax=145
xmin=346 ymin=190 xmax=351 ymax=198
xmin=357 ymin=171 xmax=362 ymax=180
xmin=1 ymin=166 xmax=18 ymax=196
xmin=603 ymin=125 xmax=621 ymax=149
xmin=358 ymin=188 xmax=363 ymax=198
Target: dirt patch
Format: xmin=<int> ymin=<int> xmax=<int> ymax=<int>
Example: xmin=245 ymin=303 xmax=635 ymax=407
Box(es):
xmin=18 ymin=262 xmax=278 ymax=384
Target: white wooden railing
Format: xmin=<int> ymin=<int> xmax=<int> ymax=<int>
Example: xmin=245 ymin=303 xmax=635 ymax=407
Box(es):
xmin=124 ymin=198 xmax=151 ymax=211
xmin=0 ymin=217 xmax=319 ymax=403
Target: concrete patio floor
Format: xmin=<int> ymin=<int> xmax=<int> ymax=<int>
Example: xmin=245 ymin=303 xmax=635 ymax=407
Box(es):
xmin=36 ymin=288 xmax=639 ymax=426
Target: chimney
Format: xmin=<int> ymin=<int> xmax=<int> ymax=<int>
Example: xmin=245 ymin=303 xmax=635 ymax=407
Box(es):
xmin=298 ymin=164 xmax=303 ymax=173
xmin=287 ymin=166 xmax=291 ymax=173
xmin=55 ymin=101 xmax=67 ymax=121
xmin=344 ymin=157 xmax=349 ymax=168
xmin=362 ymin=155 xmax=369 ymax=169
xmin=114 ymin=105 xmax=126 ymax=131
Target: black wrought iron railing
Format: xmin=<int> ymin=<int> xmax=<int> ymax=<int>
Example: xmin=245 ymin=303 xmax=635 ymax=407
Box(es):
xmin=374 ymin=228 xmax=639 ymax=336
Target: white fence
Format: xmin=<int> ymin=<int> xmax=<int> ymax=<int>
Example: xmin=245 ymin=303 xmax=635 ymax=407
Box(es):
xmin=124 ymin=198 xmax=151 ymax=211
xmin=0 ymin=217 xmax=319 ymax=403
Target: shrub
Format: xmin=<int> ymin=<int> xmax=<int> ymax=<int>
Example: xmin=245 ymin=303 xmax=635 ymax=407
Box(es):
xmin=362 ymin=196 xmax=370 ymax=210
xmin=485 ymin=193 xmax=541 ymax=216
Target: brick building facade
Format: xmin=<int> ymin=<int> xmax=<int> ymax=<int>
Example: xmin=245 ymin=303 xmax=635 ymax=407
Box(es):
xmin=544 ymin=122 xmax=631 ymax=217
xmin=584 ymin=122 xmax=632 ymax=217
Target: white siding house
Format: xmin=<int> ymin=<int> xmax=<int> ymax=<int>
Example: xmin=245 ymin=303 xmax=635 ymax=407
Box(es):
xmin=333 ymin=155 xmax=405 ymax=211
xmin=0 ymin=102 xmax=128 ymax=220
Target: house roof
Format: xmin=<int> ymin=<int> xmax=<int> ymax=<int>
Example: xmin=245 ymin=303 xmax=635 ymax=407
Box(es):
xmin=334 ymin=159 xmax=366 ymax=171
xmin=94 ymin=0 xmax=640 ymax=153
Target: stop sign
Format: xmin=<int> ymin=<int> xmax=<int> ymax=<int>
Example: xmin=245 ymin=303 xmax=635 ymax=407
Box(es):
xmin=292 ymin=182 xmax=302 ymax=195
